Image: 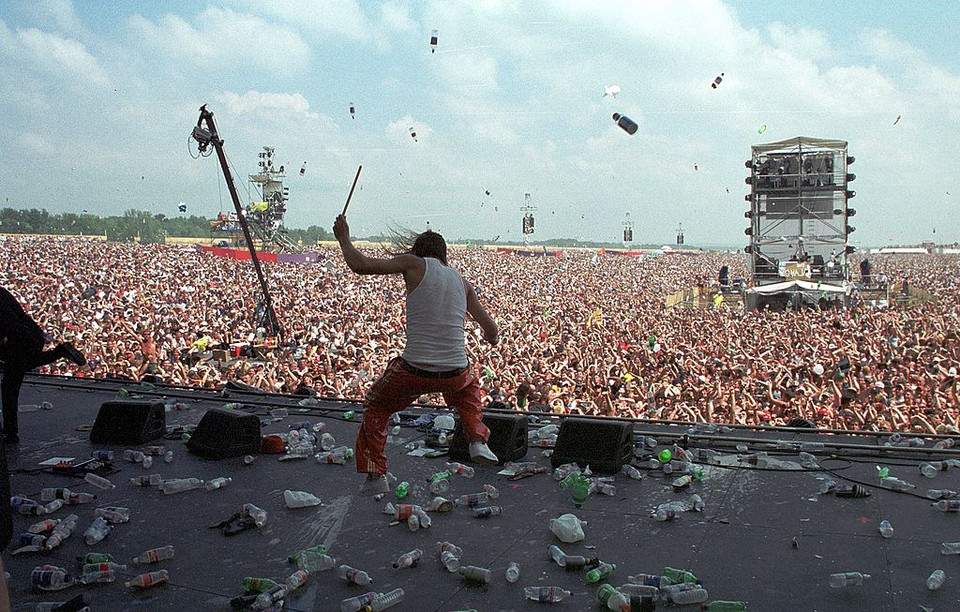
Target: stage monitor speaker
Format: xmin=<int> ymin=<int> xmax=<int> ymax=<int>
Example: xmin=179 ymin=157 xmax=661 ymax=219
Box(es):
xmin=225 ymin=380 xmax=267 ymax=394
xmin=187 ymin=409 xmax=262 ymax=459
xmin=550 ymin=417 xmax=633 ymax=474
xmin=90 ymin=400 xmax=166 ymax=445
xmin=449 ymin=412 xmax=527 ymax=465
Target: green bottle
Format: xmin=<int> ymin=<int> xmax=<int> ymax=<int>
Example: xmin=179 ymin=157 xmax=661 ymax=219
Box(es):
xmin=596 ymin=583 xmax=617 ymax=603
xmin=242 ymin=577 xmax=279 ymax=593
xmin=343 ymin=410 xmax=355 ymax=420
xmin=586 ymin=562 xmax=615 ymax=584
xmin=78 ymin=552 xmax=115 ymax=564
xmin=288 ymin=544 xmax=326 ymax=564
xmin=658 ymin=449 xmax=673 ymax=463
xmin=430 ymin=470 xmax=452 ymax=483
xmin=700 ymin=601 xmax=747 ymax=611
xmin=663 ymin=566 xmax=699 ymax=585
xmin=572 ymin=476 xmax=590 ymax=508
xmin=395 ymin=481 xmax=410 ymax=499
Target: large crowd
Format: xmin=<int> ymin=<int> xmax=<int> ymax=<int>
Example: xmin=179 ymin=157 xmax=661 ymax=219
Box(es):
xmin=1 ymin=236 xmax=958 ymax=435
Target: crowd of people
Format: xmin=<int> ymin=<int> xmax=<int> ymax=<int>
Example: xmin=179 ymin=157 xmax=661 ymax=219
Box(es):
xmin=1 ymin=235 xmax=958 ymax=435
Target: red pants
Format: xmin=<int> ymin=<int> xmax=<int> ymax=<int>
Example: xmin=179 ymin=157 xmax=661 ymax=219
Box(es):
xmin=355 ymin=358 xmax=490 ymax=475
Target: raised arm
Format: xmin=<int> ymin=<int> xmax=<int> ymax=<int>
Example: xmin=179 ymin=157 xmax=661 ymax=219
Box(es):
xmin=333 ymin=214 xmax=420 ymax=276
xmin=465 ymin=281 xmax=498 ymax=346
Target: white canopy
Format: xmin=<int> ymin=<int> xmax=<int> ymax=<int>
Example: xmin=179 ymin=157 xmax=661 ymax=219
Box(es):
xmin=747 ymin=280 xmax=849 ymax=295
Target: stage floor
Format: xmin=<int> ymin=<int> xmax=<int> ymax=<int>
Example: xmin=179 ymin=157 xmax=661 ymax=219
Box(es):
xmin=5 ymin=375 xmax=960 ymax=611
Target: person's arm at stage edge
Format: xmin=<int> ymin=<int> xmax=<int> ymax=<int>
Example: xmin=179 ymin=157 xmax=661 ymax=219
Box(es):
xmin=333 ymin=215 xmax=419 ymax=276
xmin=466 ymin=282 xmax=498 ymax=345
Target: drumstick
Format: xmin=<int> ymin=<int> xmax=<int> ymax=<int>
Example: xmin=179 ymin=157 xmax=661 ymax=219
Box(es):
xmin=342 ymin=165 xmax=363 ymax=215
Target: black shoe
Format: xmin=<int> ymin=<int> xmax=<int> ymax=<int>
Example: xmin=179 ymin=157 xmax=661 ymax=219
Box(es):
xmin=62 ymin=342 xmax=87 ymax=366
xmin=2 ymin=431 xmax=19 ymax=444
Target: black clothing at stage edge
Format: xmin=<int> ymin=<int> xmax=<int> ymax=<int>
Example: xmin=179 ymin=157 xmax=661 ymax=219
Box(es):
xmin=0 ymin=285 xmax=85 ymax=443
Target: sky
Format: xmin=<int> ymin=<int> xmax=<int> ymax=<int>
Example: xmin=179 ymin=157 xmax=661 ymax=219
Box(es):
xmin=1 ymin=1 xmax=958 ymax=248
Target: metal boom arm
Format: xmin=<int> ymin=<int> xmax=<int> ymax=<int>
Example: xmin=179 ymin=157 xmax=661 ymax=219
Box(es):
xmin=193 ymin=105 xmax=282 ymax=341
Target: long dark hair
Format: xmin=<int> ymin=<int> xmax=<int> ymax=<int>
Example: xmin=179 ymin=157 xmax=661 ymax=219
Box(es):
xmin=383 ymin=226 xmax=448 ymax=264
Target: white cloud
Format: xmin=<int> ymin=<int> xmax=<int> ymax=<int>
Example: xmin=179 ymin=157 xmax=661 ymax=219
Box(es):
xmin=225 ymin=0 xmax=371 ymax=41
xmin=128 ymin=7 xmax=310 ymax=76
xmin=18 ymin=131 xmax=56 ymax=156
xmin=8 ymin=0 xmax=82 ymax=33
xmin=218 ymin=90 xmax=317 ymax=118
xmin=767 ymin=22 xmax=833 ymax=62
xmin=17 ymin=27 xmax=110 ymax=88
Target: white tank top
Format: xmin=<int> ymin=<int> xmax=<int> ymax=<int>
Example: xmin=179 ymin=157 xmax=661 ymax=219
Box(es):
xmin=402 ymin=257 xmax=468 ymax=369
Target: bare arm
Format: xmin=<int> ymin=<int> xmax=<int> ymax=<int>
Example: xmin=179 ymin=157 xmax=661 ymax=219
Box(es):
xmin=465 ymin=282 xmax=498 ymax=345
xmin=333 ymin=214 xmax=420 ymax=276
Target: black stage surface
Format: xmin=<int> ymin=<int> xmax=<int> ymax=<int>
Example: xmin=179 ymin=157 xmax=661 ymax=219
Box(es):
xmin=5 ymin=375 xmax=960 ymax=611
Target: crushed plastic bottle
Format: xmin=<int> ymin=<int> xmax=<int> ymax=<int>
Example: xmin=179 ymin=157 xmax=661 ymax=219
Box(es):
xmin=878 ymin=519 xmax=894 ymax=538
xmin=941 ymin=542 xmax=960 ymax=555
xmin=473 ymin=506 xmax=502 ymax=518
xmin=621 ymin=464 xmax=644 ymax=480
xmin=83 ymin=517 xmax=112 ymax=545
xmin=338 ymin=564 xmax=372 ymax=586
xmin=459 ymin=565 xmax=492 ymax=584
xmin=31 ymin=566 xmax=73 ymax=591
xmin=131 ymin=474 xmax=163 ymax=487
xmin=84 ymin=473 xmax=116 ymax=490
xmin=447 ymin=462 xmax=475 ymax=478
xmin=927 ymin=569 xmax=945 ymax=591
xmin=505 ymin=561 xmax=520 ymax=583
xmin=243 ymin=504 xmax=268 ymax=527
xmin=829 ymin=572 xmax=871 ymax=587
xmin=78 ymin=569 xmax=116 ymax=584
xmin=395 ymin=481 xmax=410 ymax=499
xmin=393 ymin=549 xmax=422 ymax=569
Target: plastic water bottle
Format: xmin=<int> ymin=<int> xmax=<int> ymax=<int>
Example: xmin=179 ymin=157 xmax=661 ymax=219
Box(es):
xmin=125 ymin=570 xmax=169 ymax=588
xmin=238 ymin=504 xmax=265 ymax=528
xmin=878 ymin=519 xmax=894 ymax=538
xmin=32 ymin=566 xmax=74 ymax=590
xmin=921 ymin=462 xmax=945 ymax=478
xmin=205 ymin=477 xmax=232 ymax=491
xmin=338 ymin=564 xmax=372 ymax=585
xmin=393 ymin=549 xmax=422 ymax=569
xmin=829 ymin=572 xmax=871 ymax=587
xmin=505 ymin=561 xmax=520 ymax=583
xmin=440 ymin=550 xmax=461 ymax=572
xmin=621 ymin=464 xmax=644 ymax=480
xmin=340 ymin=592 xmax=381 ymax=612
xmin=547 ymin=544 xmax=566 ymax=566
xmin=164 ymin=450 xmax=174 ymax=463
xmin=29 ymin=518 xmax=60 ymax=534
xmin=90 ymin=507 xmax=128 ymax=527
xmin=160 ymin=478 xmax=204 ymax=494
xmin=459 ymin=565 xmax=492 ymax=584
xmin=655 ymin=508 xmax=677 ymax=522
xmin=524 ymin=586 xmax=571 ymax=602
xmin=17 ymin=532 xmax=45 ymax=548
xmin=701 ymin=601 xmax=748 ymax=611
xmin=131 ymin=474 xmax=163 ymax=486
xmin=612 ymin=113 xmax=638 ymax=135
xmin=316 ymin=447 xmax=353 ymax=464
xmin=78 ymin=569 xmax=116 ymax=584
xmin=254 ymin=584 xmax=289 ymax=609
xmin=926 ymin=489 xmax=958 ymax=500
xmin=132 ymin=545 xmax=174 ymax=564
xmin=941 ymin=542 xmax=960 ymax=555
xmin=667 ymin=587 xmax=709 ymax=605
xmin=84 ymin=516 xmax=112 ymax=545
xmin=84 ymin=473 xmax=116 ymax=490
xmin=937 ymin=499 xmax=960 ymax=512
xmin=447 ymin=462 xmax=475 ymax=478
xmin=621 ymin=583 xmax=659 ymax=597
xmin=473 ymin=506 xmax=502 ymax=518
xmin=370 ymin=588 xmax=404 ymax=611
xmin=286 ymin=569 xmax=309 ymax=589
xmin=927 ymin=569 xmax=945 ymax=590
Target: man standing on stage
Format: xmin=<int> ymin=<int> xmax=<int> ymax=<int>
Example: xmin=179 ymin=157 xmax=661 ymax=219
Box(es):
xmin=0 ymin=285 xmax=86 ymax=444
xmin=333 ymin=214 xmax=500 ymax=494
